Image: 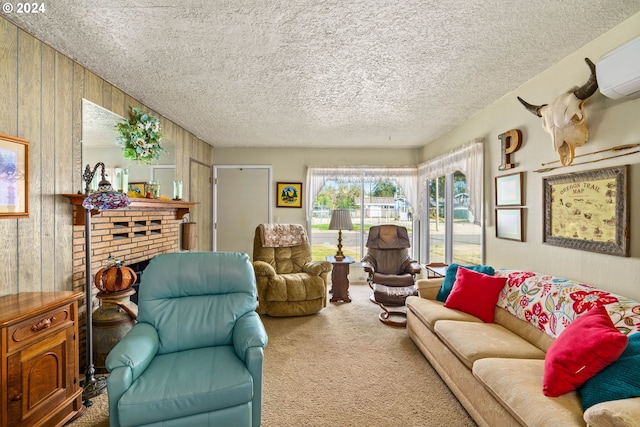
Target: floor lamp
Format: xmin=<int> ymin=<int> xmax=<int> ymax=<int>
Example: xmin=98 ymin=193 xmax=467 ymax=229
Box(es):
xmin=81 ymin=162 xmax=130 ymax=405
xmin=328 ymin=209 xmax=353 ymax=261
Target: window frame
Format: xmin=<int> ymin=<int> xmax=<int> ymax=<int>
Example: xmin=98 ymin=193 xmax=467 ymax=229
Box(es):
xmin=306 ymin=167 xmax=418 ymax=260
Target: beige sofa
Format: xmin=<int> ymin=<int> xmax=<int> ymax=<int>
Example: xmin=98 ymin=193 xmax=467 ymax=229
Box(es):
xmin=406 ymin=269 xmax=640 ymax=427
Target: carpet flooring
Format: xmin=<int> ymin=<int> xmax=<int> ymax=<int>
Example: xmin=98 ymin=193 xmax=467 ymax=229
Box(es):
xmin=68 ymin=284 xmax=476 ymax=427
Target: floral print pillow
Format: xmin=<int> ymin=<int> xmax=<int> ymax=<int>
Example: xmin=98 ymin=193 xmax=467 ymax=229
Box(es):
xmin=495 ymin=269 xmax=640 ymax=339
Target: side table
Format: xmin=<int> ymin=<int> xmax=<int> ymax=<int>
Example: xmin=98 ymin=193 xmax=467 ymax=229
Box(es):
xmin=424 ymin=263 xmax=448 ymax=278
xmin=327 ymin=256 xmax=354 ymax=303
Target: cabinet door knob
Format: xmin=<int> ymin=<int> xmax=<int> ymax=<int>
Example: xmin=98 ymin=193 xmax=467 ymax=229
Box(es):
xmin=11 ymin=392 xmax=23 ymax=401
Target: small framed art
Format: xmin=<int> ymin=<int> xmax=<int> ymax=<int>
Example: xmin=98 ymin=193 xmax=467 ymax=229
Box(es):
xmin=495 ymin=208 xmax=524 ymax=241
xmin=0 ymin=134 xmax=29 ymax=219
xmin=128 ymin=182 xmax=146 ymax=196
xmin=276 ymin=182 xmax=302 ymax=208
xmin=495 ymin=172 xmax=523 ymax=206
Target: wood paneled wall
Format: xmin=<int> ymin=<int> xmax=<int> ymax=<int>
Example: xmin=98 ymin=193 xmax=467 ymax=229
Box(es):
xmin=0 ymin=18 xmax=213 ymax=296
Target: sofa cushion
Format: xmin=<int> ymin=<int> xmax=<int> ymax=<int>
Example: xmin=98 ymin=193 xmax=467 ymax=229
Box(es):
xmin=444 ymin=267 xmax=506 ymax=323
xmin=118 ymin=346 xmax=253 ymax=426
xmin=495 ymin=269 xmax=640 ymax=339
xmin=492 ymin=307 xmax=554 ymax=352
xmin=473 ymin=358 xmax=585 ymax=426
xmin=579 ymin=332 xmax=640 ymax=410
xmin=434 ymin=320 xmax=546 ymax=369
xmin=406 ymin=296 xmax=483 ymax=331
xmin=436 ymin=264 xmax=495 ymax=302
xmin=544 ymin=306 xmax=628 ymax=397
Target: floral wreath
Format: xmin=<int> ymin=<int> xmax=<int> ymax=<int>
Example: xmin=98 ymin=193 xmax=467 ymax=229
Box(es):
xmin=115 ymin=107 xmax=164 ymax=164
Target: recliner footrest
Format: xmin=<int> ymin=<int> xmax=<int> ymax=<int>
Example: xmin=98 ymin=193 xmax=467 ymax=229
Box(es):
xmin=372 ymin=283 xmax=417 ymax=305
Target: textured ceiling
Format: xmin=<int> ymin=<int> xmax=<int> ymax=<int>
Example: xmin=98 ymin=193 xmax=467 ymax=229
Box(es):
xmin=5 ymin=1 xmax=640 ymax=148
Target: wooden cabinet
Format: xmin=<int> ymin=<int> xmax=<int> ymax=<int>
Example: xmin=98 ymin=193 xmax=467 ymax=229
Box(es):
xmin=1 ymin=292 xmax=84 ymax=427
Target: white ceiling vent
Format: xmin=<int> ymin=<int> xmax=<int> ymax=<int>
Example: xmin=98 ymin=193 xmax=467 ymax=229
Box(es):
xmin=596 ymin=36 xmax=640 ymax=100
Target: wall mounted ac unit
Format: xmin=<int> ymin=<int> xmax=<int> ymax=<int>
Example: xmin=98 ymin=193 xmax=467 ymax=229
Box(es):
xmin=596 ymin=36 xmax=640 ymax=99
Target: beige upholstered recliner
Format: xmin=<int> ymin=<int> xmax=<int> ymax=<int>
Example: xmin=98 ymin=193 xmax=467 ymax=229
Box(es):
xmin=252 ymin=224 xmax=332 ymax=317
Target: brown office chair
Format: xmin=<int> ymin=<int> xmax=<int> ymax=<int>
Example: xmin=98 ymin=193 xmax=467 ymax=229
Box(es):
xmin=252 ymin=224 xmax=332 ymax=317
xmin=362 ymin=224 xmax=421 ymax=326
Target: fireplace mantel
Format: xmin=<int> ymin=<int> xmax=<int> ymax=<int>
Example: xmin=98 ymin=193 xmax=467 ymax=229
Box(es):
xmin=63 ymin=194 xmax=197 ymax=226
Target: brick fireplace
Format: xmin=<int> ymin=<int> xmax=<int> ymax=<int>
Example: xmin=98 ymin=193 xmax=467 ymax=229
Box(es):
xmin=64 ymin=195 xmax=196 ymax=366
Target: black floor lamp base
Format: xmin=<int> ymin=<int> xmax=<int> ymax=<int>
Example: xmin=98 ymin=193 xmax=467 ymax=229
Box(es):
xmin=82 ymin=375 xmax=107 ymax=406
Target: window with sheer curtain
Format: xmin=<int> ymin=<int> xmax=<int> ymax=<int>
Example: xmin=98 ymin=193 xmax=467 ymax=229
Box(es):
xmin=417 ymin=139 xmax=484 ymax=265
xmin=305 ymin=167 xmax=417 ymax=261
xmin=304 ymin=140 xmax=482 ymax=264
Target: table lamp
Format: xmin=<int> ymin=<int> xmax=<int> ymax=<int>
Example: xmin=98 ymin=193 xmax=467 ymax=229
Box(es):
xmin=328 ymin=209 xmax=353 ymax=261
xmin=81 ymin=162 xmax=130 ymax=406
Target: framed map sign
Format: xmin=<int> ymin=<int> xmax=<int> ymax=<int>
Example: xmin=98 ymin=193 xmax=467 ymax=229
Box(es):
xmin=543 ymin=166 xmax=629 ymax=256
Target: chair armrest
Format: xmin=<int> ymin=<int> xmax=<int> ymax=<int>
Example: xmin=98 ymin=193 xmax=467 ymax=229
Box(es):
xmin=253 ymin=260 xmax=276 ymax=278
xmin=246 ymin=346 xmax=265 ymax=427
xmin=402 ymin=260 xmax=422 ymax=275
xmin=361 ymin=260 xmax=375 ymax=274
xmin=584 ymin=397 xmax=640 ymax=427
xmin=106 ymin=365 xmax=133 ymax=427
xmin=416 ymin=278 xmax=444 ymax=300
xmin=106 ymin=322 xmax=159 ymax=380
xmin=105 ymin=322 xmax=159 ymax=426
xmin=233 ymin=311 xmax=268 ymax=362
xmin=303 ymin=261 xmax=332 ymax=276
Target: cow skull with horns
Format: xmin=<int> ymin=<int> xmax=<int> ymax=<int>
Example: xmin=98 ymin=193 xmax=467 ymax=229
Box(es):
xmin=517 ymin=58 xmax=599 ymax=166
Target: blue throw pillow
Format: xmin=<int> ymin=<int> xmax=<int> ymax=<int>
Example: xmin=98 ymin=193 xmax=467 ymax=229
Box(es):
xmin=579 ymin=332 xmax=640 ymax=410
xmin=435 ymin=264 xmax=495 ymax=302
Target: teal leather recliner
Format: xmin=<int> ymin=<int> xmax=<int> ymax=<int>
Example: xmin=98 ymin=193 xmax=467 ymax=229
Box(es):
xmin=106 ymin=252 xmax=268 ymax=427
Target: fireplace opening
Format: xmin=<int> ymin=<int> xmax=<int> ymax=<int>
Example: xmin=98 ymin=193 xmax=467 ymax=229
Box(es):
xmin=126 ymin=259 xmax=151 ymax=305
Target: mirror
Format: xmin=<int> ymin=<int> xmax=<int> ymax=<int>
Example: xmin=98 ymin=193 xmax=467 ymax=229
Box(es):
xmin=81 ymin=99 xmax=176 ymax=198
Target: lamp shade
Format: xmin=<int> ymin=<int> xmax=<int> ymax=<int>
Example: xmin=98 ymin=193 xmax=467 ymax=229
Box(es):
xmin=83 ymin=191 xmax=130 ymax=211
xmin=82 ymin=176 xmax=130 ymax=211
xmin=329 ymin=209 xmax=353 ymax=231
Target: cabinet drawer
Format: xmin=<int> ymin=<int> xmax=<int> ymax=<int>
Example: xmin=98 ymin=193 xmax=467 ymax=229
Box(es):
xmin=7 ymin=303 xmax=75 ymax=353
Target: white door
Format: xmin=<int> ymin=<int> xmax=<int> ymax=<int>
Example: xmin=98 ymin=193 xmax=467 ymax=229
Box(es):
xmin=213 ymin=165 xmax=272 ymax=258
xmin=190 ymin=160 xmax=213 ymax=251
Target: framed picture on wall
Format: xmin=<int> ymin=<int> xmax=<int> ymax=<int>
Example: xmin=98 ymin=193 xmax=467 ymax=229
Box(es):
xmin=495 ymin=172 xmax=523 ymax=206
xmin=543 ymin=166 xmax=629 ymax=256
xmin=0 ymin=134 xmax=29 ymax=219
xmin=276 ymin=182 xmax=302 ymax=208
xmin=495 ymin=208 xmax=524 ymax=241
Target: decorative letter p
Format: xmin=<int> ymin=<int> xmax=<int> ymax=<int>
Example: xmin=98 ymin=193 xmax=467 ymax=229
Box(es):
xmin=498 ymin=129 xmax=522 ymax=171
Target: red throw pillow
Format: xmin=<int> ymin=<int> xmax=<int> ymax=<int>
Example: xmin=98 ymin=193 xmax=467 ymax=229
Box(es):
xmin=443 ymin=266 xmax=506 ymax=323
xmin=543 ymin=305 xmax=628 ymax=397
